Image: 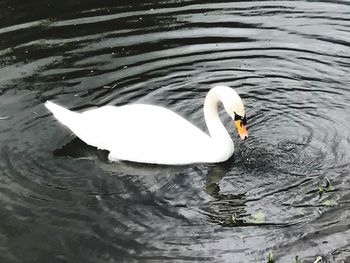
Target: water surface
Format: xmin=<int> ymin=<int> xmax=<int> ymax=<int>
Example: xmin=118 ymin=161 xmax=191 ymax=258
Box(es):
xmin=0 ymin=0 xmax=350 ymax=262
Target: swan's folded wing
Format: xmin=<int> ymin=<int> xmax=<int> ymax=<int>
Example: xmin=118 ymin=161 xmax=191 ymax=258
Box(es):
xmin=76 ymin=104 xmax=214 ymax=164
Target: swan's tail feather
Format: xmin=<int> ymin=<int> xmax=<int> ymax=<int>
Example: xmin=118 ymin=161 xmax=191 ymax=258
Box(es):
xmin=45 ymin=101 xmax=80 ymax=127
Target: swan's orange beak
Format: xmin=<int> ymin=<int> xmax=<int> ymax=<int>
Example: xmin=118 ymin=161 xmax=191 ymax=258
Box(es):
xmin=235 ymin=120 xmax=248 ymax=140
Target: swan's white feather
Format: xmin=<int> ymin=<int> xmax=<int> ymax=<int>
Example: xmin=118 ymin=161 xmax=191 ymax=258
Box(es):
xmin=45 ymin=102 xmax=219 ymax=164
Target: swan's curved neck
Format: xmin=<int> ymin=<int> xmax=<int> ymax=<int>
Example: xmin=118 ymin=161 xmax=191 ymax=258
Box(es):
xmin=204 ymin=87 xmax=233 ymax=151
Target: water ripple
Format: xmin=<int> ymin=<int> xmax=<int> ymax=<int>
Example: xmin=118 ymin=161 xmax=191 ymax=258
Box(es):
xmin=1 ymin=0 xmax=350 ymax=262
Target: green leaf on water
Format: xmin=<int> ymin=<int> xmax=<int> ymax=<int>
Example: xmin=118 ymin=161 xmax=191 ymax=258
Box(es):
xmin=321 ymin=198 xmax=337 ymax=206
xmin=267 ymin=252 xmax=274 ymax=263
xmin=248 ymin=210 xmax=266 ymax=224
xmin=295 ymin=255 xmax=302 ymax=263
xmin=318 ymin=185 xmax=324 ymax=198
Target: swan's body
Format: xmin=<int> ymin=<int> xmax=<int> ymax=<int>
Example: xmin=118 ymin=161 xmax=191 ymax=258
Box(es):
xmin=45 ymin=86 xmax=248 ymax=165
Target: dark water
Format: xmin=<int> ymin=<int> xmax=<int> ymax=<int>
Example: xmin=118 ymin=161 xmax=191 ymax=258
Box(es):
xmin=1 ymin=0 xmax=350 ymax=262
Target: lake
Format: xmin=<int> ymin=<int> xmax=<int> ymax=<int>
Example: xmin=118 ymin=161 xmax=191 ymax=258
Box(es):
xmin=0 ymin=0 xmax=349 ymax=262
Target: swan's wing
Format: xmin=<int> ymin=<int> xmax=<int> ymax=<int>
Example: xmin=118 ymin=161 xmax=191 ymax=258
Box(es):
xmin=71 ymin=104 xmax=214 ymax=164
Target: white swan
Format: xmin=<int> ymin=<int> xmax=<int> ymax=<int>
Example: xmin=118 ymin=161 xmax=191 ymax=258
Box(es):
xmin=45 ymin=85 xmax=248 ymax=165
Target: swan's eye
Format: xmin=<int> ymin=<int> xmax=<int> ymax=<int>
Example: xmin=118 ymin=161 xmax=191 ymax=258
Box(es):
xmin=234 ymin=113 xmax=247 ymax=125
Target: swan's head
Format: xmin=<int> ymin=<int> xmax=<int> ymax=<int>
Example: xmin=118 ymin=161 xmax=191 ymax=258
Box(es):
xmin=217 ymin=86 xmax=248 ymax=140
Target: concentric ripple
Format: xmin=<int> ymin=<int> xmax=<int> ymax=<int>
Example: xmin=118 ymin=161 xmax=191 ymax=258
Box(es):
xmin=0 ymin=0 xmax=350 ymax=262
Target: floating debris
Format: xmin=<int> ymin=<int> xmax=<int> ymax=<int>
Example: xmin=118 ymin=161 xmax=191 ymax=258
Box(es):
xmin=103 ymin=83 xmax=118 ymax=89
xmin=247 ymin=210 xmax=266 ymax=224
xmin=318 ymin=177 xmax=333 ymax=198
xmin=321 ymin=198 xmax=337 ymax=206
xmin=295 ymin=255 xmax=302 ymax=263
xmin=267 ymin=252 xmax=274 ymax=263
xmin=313 ymin=256 xmax=322 ymax=263
xmin=324 ymin=177 xmax=332 ymax=190
xmin=0 ymin=116 xmax=11 ymax=120
xmin=230 ymin=213 xmax=237 ymax=225
xmin=318 ymin=185 xmax=324 ymax=198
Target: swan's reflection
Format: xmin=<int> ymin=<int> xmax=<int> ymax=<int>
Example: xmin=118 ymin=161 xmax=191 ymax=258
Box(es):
xmin=54 ymin=137 xmax=109 ymax=161
xmin=203 ymin=163 xmax=247 ymax=226
xmin=54 ymin=138 xmax=247 ymax=226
